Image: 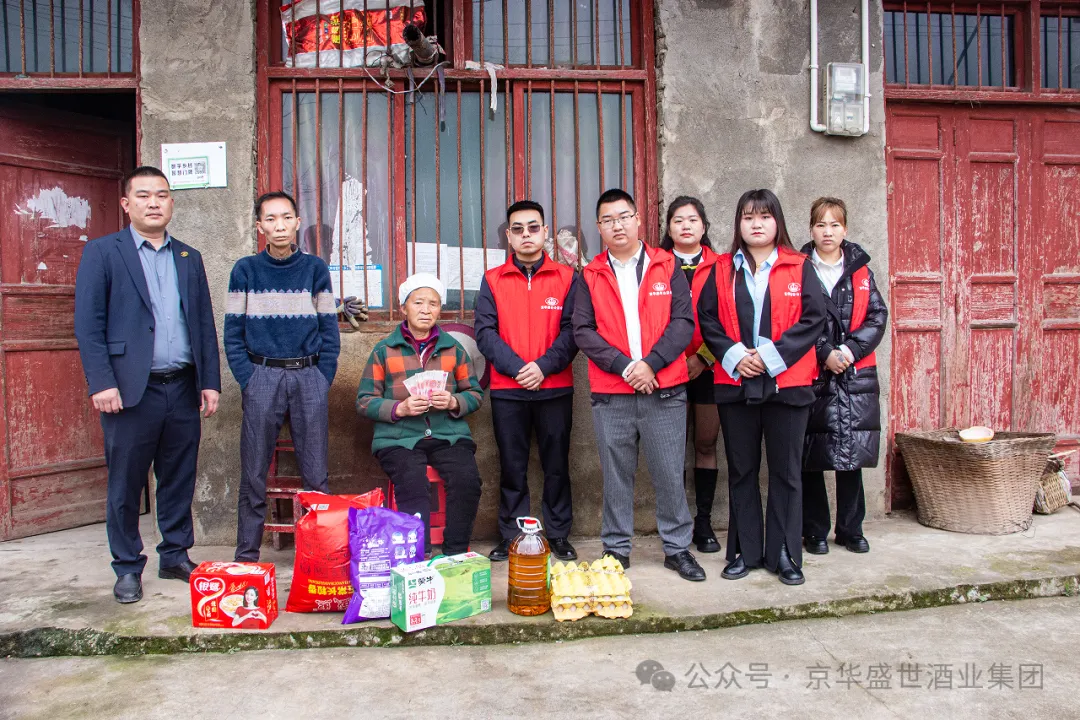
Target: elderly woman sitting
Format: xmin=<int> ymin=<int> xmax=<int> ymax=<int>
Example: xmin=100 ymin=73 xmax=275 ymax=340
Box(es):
xmin=356 ymin=273 xmax=484 ymax=555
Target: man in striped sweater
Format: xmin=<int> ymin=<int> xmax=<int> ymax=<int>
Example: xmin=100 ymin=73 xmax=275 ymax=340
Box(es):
xmin=356 ymin=273 xmax=484 ymax=555
xmin=225 ymin=191 xmax=341 ymax=562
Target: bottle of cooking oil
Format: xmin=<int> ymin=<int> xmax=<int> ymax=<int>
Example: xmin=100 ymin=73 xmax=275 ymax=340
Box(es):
xmin=507 ymin=517 xmax=551 ymax=616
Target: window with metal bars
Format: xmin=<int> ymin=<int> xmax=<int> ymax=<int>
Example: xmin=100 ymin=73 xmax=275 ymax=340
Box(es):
xmin=1041 ymin=11 xmax=1080 ymax=89
xmin=470 ymin=0 xmax=632 ymax=67
xmin=884 ymin=6 xmax=1016 ymax=87
xmin=0 ymin=0 xmax=134 ymax=75
xmin=262 ymin=0 xmax=651 ymax=319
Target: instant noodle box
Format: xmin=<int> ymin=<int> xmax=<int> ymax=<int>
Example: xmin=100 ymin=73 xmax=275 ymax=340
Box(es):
xmin=190 ymin=562 xmax=278 ymax=630
xmin=390 ymin=553 xmax=492 ymax=632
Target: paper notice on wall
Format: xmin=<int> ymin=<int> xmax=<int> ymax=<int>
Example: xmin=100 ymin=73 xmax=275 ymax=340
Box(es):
xmin=329 ymin=264 xmax=385 ymax=308
xmin=160 ymin=142 xmax=227 ymax=189
xmin=331 ymin=176 xmax=373 ymax=268
xmin=405 ymin=244 xmax=507 ymax=292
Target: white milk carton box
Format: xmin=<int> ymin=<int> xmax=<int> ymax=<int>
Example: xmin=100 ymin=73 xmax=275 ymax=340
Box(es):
xmin=390 ymin=552 xmax=492 ymax=632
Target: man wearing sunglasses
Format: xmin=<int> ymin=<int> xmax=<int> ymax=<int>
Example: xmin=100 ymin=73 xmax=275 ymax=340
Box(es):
xmin=474 ymin=200 xmax=579 ymax=563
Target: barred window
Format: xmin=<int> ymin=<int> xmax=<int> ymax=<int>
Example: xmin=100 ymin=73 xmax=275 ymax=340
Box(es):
xmin=1 ymin=0 xmax=134 ymax=75
xmin=1041 ymin=12 xmax=1080 ymax=89
xmin=261 ymin=0 xmax=655 ymax=319
xmin=884 ymin=7 xmax=1016 ymax=87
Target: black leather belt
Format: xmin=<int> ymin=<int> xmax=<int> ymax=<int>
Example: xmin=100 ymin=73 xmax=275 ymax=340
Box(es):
xmin=248 ymin=352 xmax=319 ymax=369
xmin=148 ymin=365 xmax=194 ymax=384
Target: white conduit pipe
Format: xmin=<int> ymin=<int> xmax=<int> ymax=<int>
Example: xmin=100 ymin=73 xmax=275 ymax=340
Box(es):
xmin=809 ymin=0 xmax=872 ymax=135
xmin=861 ymin=0 xmax=871 ymax=135
xmin=809 ymin=0 xmax=827 ymax=133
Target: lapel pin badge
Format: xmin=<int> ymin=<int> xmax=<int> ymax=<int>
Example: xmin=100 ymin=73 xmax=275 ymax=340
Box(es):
xmin=180 ymin=251 xmax=189 ymax=257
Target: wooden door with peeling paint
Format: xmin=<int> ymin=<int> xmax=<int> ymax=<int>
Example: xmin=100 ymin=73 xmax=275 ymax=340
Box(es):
xmin=0 ymin=104 xmax=130 ymax=540
xmin=1021 ymin=114 xmax=1080 ymax=472
xmin=886 ymin=103 xmax=1080 ymax=510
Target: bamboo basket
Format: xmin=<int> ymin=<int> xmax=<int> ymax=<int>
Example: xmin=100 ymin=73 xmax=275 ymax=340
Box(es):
xmin=895 ymin=429 xmax=1057 ymax=534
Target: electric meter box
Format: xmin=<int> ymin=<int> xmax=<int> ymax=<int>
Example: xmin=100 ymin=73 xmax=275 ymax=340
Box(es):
xmin=824 ymin=62 xmax=867 ymax=137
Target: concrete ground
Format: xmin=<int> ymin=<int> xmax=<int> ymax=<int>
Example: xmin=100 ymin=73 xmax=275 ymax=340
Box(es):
xmin=1 ymin=510 xmax=1079 ymax=656
xmin=2 ymin=596 xmax=1076 ymax=719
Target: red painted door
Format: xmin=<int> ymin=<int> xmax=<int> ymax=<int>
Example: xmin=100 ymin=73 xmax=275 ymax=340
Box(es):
xmin=0 ymin=104 xmax=131 ymax=540
xmin=886 ymin=103 xmax=1080 ymax=509
xmin=1021 ymin=113 xmax=1080 ymax=475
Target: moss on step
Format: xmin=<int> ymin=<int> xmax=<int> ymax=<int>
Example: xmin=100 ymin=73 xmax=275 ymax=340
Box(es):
xmin=2 ymin=574 xmax=1077 ymax=659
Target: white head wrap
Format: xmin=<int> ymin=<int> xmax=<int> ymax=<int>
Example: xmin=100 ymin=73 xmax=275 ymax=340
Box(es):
xmin=398 ymin=272 xmax=446 ymax=305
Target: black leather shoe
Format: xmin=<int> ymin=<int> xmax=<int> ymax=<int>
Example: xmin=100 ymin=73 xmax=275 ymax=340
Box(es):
xmin=602 ymin=550 xmax=630 ymax=570
xmin=776 ymin=544 xmax=805 ymax=586
xmin=692 ymin=529 xmax=721 ymax=554
xmin=158 ymin=559 xmax=198 ymax=582
xmin=488 ymin=538 xmax=512 ymax=562
xmin=803 ymin=536 xmax=829 ymax=555
xmin=664 ymin=550 xmax=706 ymax=581
xmin=837 ymin=535 xmax=870 ymax=553
xmin=113 ymin=573 xmax=143 ymax=604
xmin=549 ymin=537 xmax=578 ymax=561
xmin=721 ymin=555 xmax=760 ymax=580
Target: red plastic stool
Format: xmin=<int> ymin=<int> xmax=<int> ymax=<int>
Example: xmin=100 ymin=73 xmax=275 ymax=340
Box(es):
xmin=265 ymin=435 xmax=303 ymax=550
xmin=388 ymin=466 xmax=446 ymax=545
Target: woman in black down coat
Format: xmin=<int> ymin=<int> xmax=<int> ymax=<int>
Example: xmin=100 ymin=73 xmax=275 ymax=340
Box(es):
xmin=800 ymin=197 xmax=888 ymax=556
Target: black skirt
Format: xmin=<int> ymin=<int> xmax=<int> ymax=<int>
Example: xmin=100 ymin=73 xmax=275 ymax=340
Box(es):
xmin=687 ymin=371 xmax=716 ymax=405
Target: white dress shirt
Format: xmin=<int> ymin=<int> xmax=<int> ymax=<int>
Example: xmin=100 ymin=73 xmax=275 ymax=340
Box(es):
xmin=673 ymin=248 xmax=699 ymax=264
xmin=810 ymin=247 xmax=854 ymax=364
xmin=609 ymin=242 xmax=648 ymax=375
xmin=811 ymin=247 xmax=844 ymax=296
xmin=720 ymin=247 xmax=788 ymax=379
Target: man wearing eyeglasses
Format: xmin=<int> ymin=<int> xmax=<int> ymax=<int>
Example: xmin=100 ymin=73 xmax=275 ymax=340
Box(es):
xmin=573 ymin=188 xmax=705 ymax=582
xmin=475 ymin=200 xmax=580 ymax=563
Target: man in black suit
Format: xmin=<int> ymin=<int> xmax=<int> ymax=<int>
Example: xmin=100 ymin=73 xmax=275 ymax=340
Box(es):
xmin=75 ymin=166 xmax=221 ymax=604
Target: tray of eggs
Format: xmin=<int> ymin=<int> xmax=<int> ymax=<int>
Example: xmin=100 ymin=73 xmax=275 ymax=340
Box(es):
xmin=549 ymin=557 xmax=633 ymax=621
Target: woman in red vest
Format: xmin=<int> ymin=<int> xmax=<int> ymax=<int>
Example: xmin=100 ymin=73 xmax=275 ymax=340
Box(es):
xmin=698 ymin=189 xmax=826 ymax=586
xmin=661 ymin=196 xmax=721 ymax=554
xmin=799 ymin=197 xmax=888 ymax=556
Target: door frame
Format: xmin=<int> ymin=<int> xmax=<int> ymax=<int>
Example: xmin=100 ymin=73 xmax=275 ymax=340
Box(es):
xmin=0 ymin=102 xmax=134 ymax=540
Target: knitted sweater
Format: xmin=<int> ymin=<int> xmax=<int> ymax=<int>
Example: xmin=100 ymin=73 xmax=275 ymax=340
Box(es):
xmin=224 ymin=247 xmax=341 ymax=389
xmin=356 ymin=323 xmax=483 ymax=452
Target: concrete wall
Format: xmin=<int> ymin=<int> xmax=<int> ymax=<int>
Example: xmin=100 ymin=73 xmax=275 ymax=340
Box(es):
xmin=141 ymin=0 xmax=890 ymax=546
xmin=655 ymin=0 xmax=891 ymax=519
xmin=139 ymin=0 xmax=257 ymax=544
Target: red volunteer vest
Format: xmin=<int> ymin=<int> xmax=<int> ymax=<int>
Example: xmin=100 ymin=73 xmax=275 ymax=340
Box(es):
xmin=849 ymin=265 xmax=877 ymax=370
xmin=485 ymin=257 xmax=576 ymax=391
xmin=712 ymin=247 xmax=818 ymax=388
xmin=582 ymin=245 xmax=690 ymax=393
xmin=684 ymin=246 xmax=720 ymax=357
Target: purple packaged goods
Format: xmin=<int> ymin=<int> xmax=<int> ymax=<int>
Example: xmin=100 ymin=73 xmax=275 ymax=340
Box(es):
xmin=342 ymin=506 xmax=425 ymax=624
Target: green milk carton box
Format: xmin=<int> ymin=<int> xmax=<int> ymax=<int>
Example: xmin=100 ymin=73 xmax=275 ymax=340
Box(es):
xmin=390 ymin=552 xmax=492 ymax=632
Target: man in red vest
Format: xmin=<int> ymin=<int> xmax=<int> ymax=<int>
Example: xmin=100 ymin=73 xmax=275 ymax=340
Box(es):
xmin=475 ymin=200 xmax=580 ymax=562
xmin=573 ymin=188 xmax=706 ymax=581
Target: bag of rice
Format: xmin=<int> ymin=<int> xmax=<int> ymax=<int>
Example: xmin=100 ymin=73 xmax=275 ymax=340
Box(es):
xmin=285 ymin=489 xmax=384 ymax=613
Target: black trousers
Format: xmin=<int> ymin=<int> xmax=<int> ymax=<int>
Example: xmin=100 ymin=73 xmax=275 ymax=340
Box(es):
xmin=99 ymin=370 xmax=201 ymax=577
xmin=717 ymin=402 xmax=809 ymax=571
xmin=375 ymin=438 xmax=482 ymax=555
xmin=802 ymin=469 xmax=866 ymax=540
xmin=491 ymin=395 xmax=574 ymax=541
